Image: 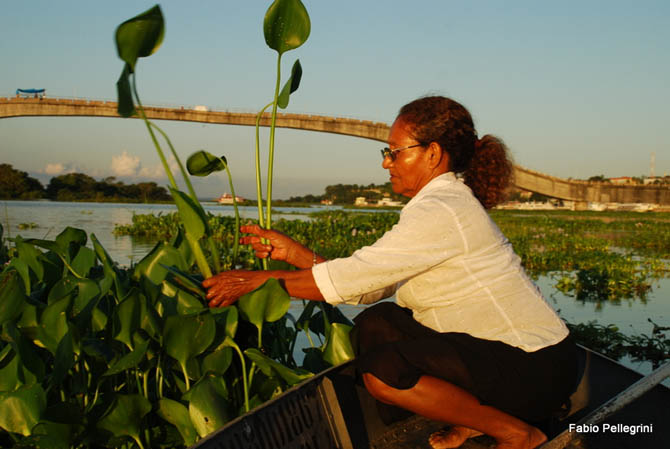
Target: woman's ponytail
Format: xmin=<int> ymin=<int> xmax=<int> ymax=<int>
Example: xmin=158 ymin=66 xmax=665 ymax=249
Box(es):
xmin=464 ymin=135 xmax=513 ymax=209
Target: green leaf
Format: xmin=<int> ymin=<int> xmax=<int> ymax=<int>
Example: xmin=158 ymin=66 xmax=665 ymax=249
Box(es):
xmin=37 ymin=296 xmax=71 ymax=355
xmin=0 ymin=270 xmax=27 ymax=325
xmin=114 ymin=291 xmax=142 ymax=350
xmin=50 ymin=330 xmax=75 ymax=389
xmin=97 ymin=394 xmax=152 ymax=447
xmin=0 ymin=348 xmax=36 ymax=392
xmin=238 ymin=278 xmax=290 ymax=332
xmin=22 ymin=238 xmax=60 ymax=256
xmin=15 ymin=236 xmax=44 ymax=283
xmin=277 ymin=59 xmax=303 ymax=109
xmin=210 ymin=305 xmax=238 ymax=338
xmin=0 ymin=347 xmax=20 ymax=390
xmin=322 ymin=323 xmax=355 ymax=366
xmin=71 ymin=246 xmax=96 ymax=278
xmin=244 ymin=348 xmax=313 ymax=386
xmin=115 ymin=4 xmax=165 ymax=71
xmin=162 ymin=264 xmax=206 ymax=298
xmin=91 ymin=233 xmax=115 ymax=268
xmin=202 ymin=346 xmax=233 ymax=376
xmin=133 ymin=241 xmax=186 ymax=284
xmin=91 ymin=233 xmax=123 ymax=297
xmin=301 ymin=347 xmax=330 ymax=373
xmin=16 ymin=302 xmax=38 ymax=330
xmin=186 ymin=150 xmax=226 ymax=177
xmin=104 ymin=338 xmax=150 ymax=376
xmin=7 ymin=258 xmax=31 ymax=295
xmin=172 ymin=227 xmax=195 ymax=269
xmin=164 ymin=312 xmax=216 ymax=368
xmin=264 ymin=0 xmax=311 ymax=55
xmin=176 ymin=289 xmax=206 ymax=315
xmin=0 ymin=384 xmax=46 ymax=436
xmin=169 ymin=188 xmax=210 ymax=240
xmin=116 ymin=64 xmax=136 ymax=117
xmin=4 ymin=322 xmax=46 ymax=383
xmin=139 ymin=293 xmax=162 ymax=342
xmin=22 ymin=421 xmax=73 ymax=449
xmin=82 ymin=337 xmax=115 ymax=363
xmin=47 ymin=276 xmax=77 ymax=304
xmin=92 ymin=306 xmax=109 ymax=333
xmin=295 ymin=300 xmax=317 ymax=332
xmin=157 ymin=398 xmax=198 ymax=446
xmin=309 ymin=302 xmax=353 ymax=336
xmin=187 ymin=374 xmax=230 ymax=437
xmin=55 ymin=227 xmax=87 ymax=257
xmin=73 ymin=278 xmax=100 ymax=318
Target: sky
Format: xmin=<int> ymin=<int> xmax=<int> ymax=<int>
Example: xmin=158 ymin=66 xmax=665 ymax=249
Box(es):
xmin=1 ymin=0 xmax=669 ymax=199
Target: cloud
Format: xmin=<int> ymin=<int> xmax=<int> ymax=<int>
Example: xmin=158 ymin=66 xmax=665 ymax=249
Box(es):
xmin=138 ymin=156 xmax=179 ymax=180
xmin=138 ymin=164 xmax=164 ymax=179
xmin=44 ymin=162 xmax=76 ymax=175
xmin=109 ymin=151 xmax=179 ymax=180
xmin=111 ymin=151 xmax=141 ymax=177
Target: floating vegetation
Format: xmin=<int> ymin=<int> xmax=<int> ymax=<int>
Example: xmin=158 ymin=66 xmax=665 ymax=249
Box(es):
xmin=115 ymin=209 xmax=670 ymax=301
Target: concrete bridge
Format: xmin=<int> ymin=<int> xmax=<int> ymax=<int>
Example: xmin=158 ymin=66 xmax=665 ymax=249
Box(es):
xmin=2 ymin=96 xmax=668 ymax=206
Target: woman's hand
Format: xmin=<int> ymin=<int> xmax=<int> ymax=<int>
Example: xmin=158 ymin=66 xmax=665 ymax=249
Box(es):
xmin=240 ymin=225 xmax=315 ymax=269
xmin=202 ymin=270 xmax=269 ymax=308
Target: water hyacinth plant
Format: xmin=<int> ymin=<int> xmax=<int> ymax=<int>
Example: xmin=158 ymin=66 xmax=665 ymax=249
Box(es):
xmin=0 ymin=226 xmax=324 ymax=447
xmin=186 ymin=151 xmax=241 ymax=268
xmin=114 ymin=5 xmax=218 ymax=279
xmin=256 ymin=0 xmax=309 ymax=232
xmin=0 ymin=1 xmax=357 ymax=447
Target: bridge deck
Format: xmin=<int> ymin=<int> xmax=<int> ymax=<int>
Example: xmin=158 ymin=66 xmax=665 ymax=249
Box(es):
xmin=1 ymin=96 xmax=667 ymax=205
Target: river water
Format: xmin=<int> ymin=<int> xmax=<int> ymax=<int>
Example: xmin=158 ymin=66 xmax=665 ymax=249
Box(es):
xmin=3 ymin=200 xmax=668 ymax=379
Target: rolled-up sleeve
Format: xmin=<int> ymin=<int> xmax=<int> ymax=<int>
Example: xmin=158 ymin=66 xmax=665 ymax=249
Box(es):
xmin=311 ymin=197 xmax=465 ymax=305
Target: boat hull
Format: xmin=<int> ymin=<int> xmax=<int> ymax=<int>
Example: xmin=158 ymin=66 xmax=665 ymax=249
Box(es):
xmin=190 ymin=346 xmax=670 ymax=449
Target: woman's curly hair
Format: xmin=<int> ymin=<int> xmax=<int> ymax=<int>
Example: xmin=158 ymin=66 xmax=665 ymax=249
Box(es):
xmin=398 ymin=96 xmax=513 ymax=209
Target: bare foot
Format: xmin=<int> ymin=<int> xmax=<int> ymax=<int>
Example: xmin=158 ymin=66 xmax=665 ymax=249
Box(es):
xmin=495 ymin=425 xmax=547 ymax=449
xmin=429 ymin=426 xmax=484 ymax=449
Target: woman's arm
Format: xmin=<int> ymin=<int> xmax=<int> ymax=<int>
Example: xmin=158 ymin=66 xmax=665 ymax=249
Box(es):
xmin=203 ymin=268 xmax=325 ymax=308
xmin=239 ymin=225 xmax=326 ymax=269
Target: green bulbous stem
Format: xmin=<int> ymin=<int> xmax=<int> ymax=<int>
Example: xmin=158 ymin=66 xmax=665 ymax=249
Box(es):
xmin=230 ymin=341 xmax=249 ymax=412
xmin=224 ymin=163 xmax=241 ymax=267
xmin=255 ymin=103 xmax=273 ymax=271
xmin=132 ymin=78 xmax=214 ymax=277
xmin=131 ymin=77 xmax=177 ymax=190
xmin=255 ymin=102 xmax=272 ymax=229
xmin=265 ymin=54 xmax=283 ymax=232
xmin=187 ymin=232 xmax=213 ymax=279
xmin=149 ymin=122 xmax=197 ymax=201
xmin=132 ymin=436 xmax=146 ymax=449
xmin=149 ymin=121 xmax=221 ymax=273
xmin=180 ymin=362 xmax=190 ymax=391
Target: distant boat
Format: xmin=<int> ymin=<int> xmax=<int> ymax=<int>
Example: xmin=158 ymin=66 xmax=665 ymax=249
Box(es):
xmin=217 ymin=193 xmax=245 ymax=205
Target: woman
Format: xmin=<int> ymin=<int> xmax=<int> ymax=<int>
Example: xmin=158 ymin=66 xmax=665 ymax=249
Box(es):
xmin=203 ymin=96 xmax=577 ymax=449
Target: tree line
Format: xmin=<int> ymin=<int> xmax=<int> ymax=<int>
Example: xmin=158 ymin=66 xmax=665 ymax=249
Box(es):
xmin=0 ymin=164 xmax=171 ymax=203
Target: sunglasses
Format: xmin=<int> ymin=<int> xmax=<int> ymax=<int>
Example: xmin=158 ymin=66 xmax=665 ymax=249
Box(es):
xmin=380 ymin=143 xmax=423 ymax=161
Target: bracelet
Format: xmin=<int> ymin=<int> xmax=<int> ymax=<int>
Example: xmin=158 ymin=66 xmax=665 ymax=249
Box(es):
xmin=312 ymin=251 xmax=317 ymax=266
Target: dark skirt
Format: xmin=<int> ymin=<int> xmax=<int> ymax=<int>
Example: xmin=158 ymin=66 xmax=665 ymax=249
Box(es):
xmin=350 ymin=302 xmax=578 ymax=423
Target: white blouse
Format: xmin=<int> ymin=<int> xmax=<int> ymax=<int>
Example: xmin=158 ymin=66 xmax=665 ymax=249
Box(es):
xmin=312 ymin=172 xmax=569 ymax=352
